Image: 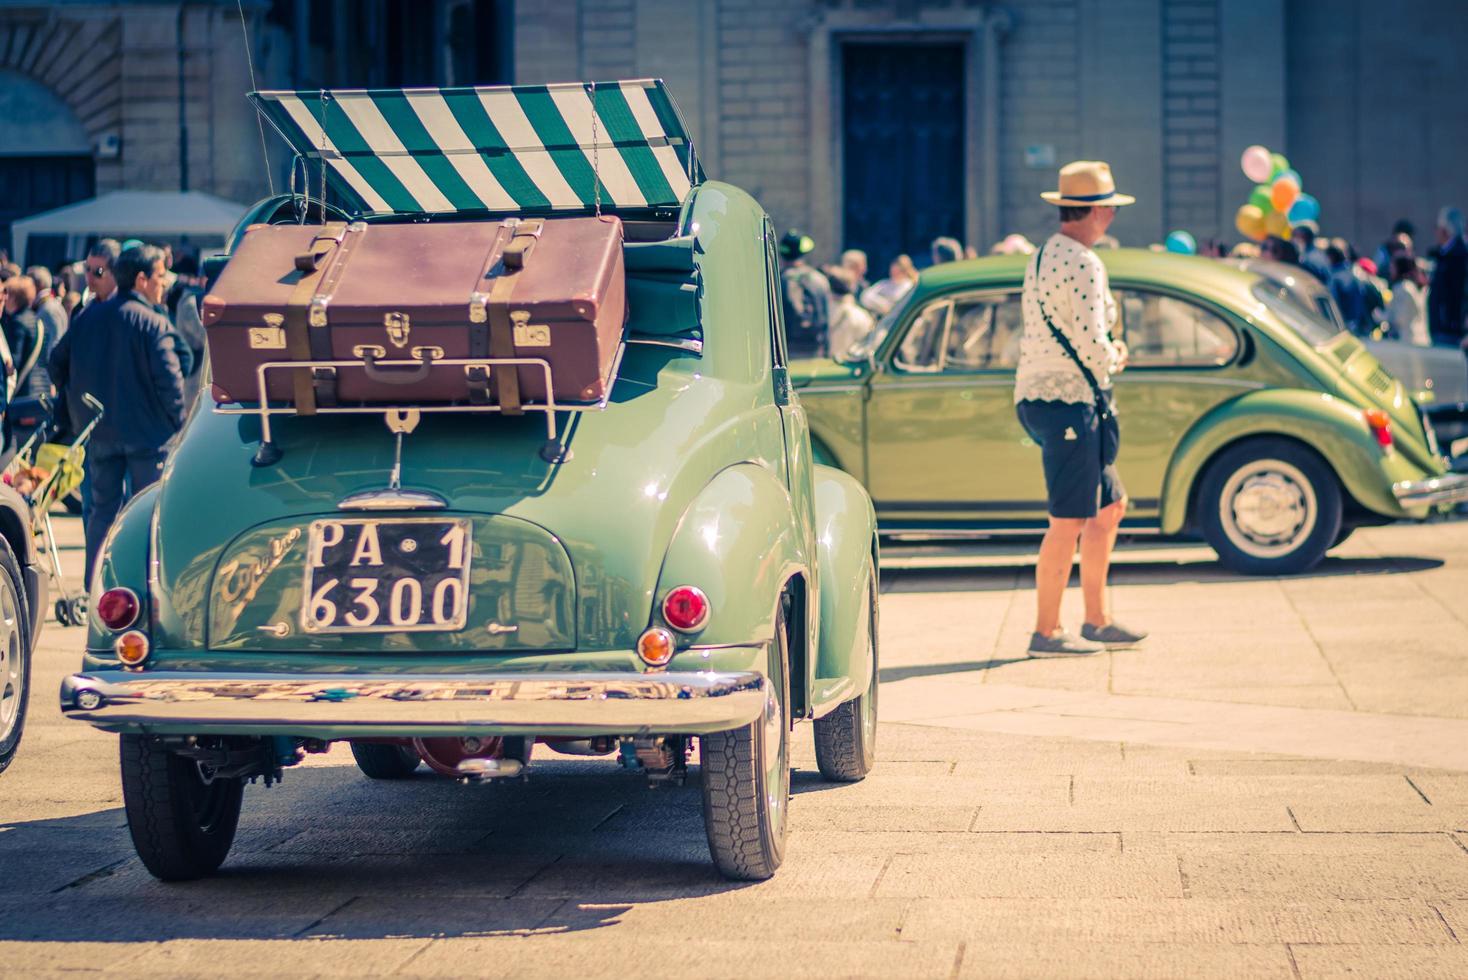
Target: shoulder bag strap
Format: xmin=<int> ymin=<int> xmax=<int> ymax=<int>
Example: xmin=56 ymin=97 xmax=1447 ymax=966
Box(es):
xmin=1031 ymin=241 xmax=1113 ymax=415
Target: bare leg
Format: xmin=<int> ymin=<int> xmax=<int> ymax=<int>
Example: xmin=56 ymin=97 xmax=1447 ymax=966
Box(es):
xmin=1034 ymin=516 xmax=1086 ymax=635
xmin=1081 ymin=498 xmax=1127 ymax=627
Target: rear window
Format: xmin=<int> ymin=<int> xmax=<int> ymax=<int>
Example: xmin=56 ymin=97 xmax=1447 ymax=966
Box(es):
xmin=1252 ymin=280 xmax=1345 ymax=347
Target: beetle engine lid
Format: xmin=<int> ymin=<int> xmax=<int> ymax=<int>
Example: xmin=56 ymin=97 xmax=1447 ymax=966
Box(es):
xmin=250 ymin=79 xmax=703 ymax=218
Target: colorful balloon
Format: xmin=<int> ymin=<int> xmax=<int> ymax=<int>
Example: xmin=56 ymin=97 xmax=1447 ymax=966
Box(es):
xmin=1248 ymin=184 xmax=1274 ymax=213
xmin=1241 ymin=145 xmax=1274 ymax=183
xmin=1235 ymin=204 xmax=1267 ymax=240
xmin=1270 ymin=175 xmax=1300 ymax=212
xmin=1165 ymin=230 xmax=1197 ymax=255
xmin=1269 ymin=153 xmax=1290 ymax=179
xmin=1287 ymin=193 xmax=1320 ymax=223
xmin=1264 ymin=210 xmax=1292 ymax=238
xmin=1279 ymin=168 xmax=1302 ymax=189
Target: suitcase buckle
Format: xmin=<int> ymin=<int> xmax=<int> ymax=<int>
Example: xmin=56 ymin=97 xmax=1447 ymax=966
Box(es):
xmin=352 ymin=344 xmax=388 ymax=360
xmin=309 ymin=297 xmax=329 ymax=327
xmin=409 ymin=346 xmax=444 ymax=361
xmin=469 ymin=292 xmax=488 ymax=324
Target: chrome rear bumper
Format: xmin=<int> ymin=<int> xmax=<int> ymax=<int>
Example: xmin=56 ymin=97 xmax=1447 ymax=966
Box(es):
xmin=1393 ymin=470 xmax=1468 ymax=508
xmin=59 ymin=670 xmax=767 ymax=738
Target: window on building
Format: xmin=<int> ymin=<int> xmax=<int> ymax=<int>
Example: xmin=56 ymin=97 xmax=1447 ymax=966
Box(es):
xmin=1114 ymin=290 xmax=1239 ymax=368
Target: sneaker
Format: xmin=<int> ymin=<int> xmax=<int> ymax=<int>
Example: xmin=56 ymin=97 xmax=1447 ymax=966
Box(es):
xmin=1080 ymin=622 xmax=1149 ymax=649
xmin=1027 ymin=630 xmax=1105 ymax=658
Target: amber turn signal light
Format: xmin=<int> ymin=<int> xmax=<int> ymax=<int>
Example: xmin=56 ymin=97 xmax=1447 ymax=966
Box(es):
xmin=115 ymin=630 xmax=150 ymax=667
xmin=96 ymin=588 xmax=140 ymax=631
xmin=637 ymin=627 xmax=676 ymax=667
xmin=1363 ymin=408 xmax=1393 ymax=449
xmin=661 ymin=585 xmax=710 ymax=632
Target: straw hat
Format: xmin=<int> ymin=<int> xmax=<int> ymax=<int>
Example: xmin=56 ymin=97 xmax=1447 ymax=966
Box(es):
xmin=1041 ymin=161 xmax=1135 ymax=207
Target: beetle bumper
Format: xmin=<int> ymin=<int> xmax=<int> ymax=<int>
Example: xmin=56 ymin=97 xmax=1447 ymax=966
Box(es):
xmin=59 ymin=669 xmax=768 ymax=738
xmin=1392 ymin=465 xmax=1468 ymax=508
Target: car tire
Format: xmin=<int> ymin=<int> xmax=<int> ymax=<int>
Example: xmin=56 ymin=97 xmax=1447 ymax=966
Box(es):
xmin=1332 ymin=525 xmax=1356 ymax=549
xmin=700 ymin=596 xmax=791 ymax=881
xmin=120 ymin=734 xmax=245 ymax=881
xmin=0 ymin=536 xmax=31 ymax=775
xmin=350 ymin=741 xmax=423 ymax=779
xmin=1199 ymin=438 xmax=1342 ymax=576
xmin=813 ymin=561 xmax=878 ymax=782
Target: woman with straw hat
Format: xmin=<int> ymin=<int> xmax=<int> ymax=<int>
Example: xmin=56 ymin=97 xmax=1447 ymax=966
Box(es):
xmin=1015 ymin=161 xmax=1148 ymax=657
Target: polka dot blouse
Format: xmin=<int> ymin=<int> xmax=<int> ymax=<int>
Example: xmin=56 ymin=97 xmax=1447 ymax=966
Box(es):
xmin=1014 ymin=232 xmax=1123 ymax=405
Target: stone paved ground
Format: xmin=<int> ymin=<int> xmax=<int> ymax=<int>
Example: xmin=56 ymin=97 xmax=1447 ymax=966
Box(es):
xmin=3 ymin=516 xmax=1467 ymax=979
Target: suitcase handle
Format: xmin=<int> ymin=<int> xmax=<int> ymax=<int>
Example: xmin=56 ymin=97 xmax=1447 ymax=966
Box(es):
xmin=359 ymin=348 xmax=437 ymax=385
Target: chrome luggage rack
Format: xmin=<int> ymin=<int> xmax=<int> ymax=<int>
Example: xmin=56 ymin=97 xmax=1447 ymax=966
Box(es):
xmin=215 ymin=343 xmax=626 ymax=467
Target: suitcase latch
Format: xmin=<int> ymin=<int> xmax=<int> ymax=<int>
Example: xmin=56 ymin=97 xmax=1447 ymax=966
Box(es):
xmin=309 ymin=297 xmax=329 ymax=328
xmin=469 ymin=292 xmax=488 ymax=324
xmin=511 ymin=310 xmax=551 ymax=348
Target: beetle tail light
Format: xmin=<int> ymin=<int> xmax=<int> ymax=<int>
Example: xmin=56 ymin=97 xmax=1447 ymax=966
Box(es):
xmin=662 ymin=586 xmax=710 ymax=632
xmin=115 ymin=630 xmax=150 ymax=667
xmin=637 ymin=627 xmax=675 ymax=667
xmin=96 ymin=588 xmax=140 ymax=631
xmin=1363 ymin=409 xmax=1393 ymax=449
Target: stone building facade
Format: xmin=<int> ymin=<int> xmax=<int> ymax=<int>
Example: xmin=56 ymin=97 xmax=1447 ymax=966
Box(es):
xmin=2 ymin=0 xmax=1465 ymax=265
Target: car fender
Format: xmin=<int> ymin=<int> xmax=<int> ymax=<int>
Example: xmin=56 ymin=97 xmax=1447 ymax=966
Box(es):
xmin=810 ymin=464 xmax=878 ymax=717
xmin=87 ymin=484 xmax=161 ymax=661
xmin=1160 ymin=389 xmax=1409 ymax=534
xmin=653 ymin=461 xmax=811 ymax=657
xmin=0 ymin=482 xmax=43 ymax=648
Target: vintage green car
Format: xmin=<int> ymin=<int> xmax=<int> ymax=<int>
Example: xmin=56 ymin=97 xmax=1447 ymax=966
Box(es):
xmin=59 ymin=81 xmax=879 ymax=883
xmin=796 ymin=249 xmax=1468 ymax=574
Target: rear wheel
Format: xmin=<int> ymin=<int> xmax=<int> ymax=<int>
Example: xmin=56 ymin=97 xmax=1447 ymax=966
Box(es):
xmin=1199 ymin=439 xmax=1342 ymax=575
xmin=120 ymin=735 xmax=244 ymax=881
xmin=350 ymin=741 xmax=422 ymax=780
xmin=0 ymin=538 xmax=31 ymax=775
xmin=701 ymin=597 xmax=791 ymax=881
xmin=813 ymin=561 xmax=878 ymax=782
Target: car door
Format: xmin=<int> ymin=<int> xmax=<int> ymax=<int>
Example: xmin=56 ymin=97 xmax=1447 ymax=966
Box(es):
xmin=1110 ymin=286 xmax=1253 ymax=521
xmin=864 ymin=288 xmax=1048 ymax=525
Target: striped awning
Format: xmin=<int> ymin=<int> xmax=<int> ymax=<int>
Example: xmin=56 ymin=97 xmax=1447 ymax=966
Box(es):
xmin=250 ymin=79 xmax=702 ymax=217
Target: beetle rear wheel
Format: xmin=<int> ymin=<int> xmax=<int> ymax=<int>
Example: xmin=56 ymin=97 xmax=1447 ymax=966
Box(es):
xmin=350 ymin=741 xmax=423 ymax=780
xmin=700 ymin=596 xmax=790 ymax=881
xmin=120 ymin=735 xmax=244 ymax=881
xmin=813 ymin=561 xmax=878 ymax=782
xmin=1199 ymin=439 xmax=1341 ymax=576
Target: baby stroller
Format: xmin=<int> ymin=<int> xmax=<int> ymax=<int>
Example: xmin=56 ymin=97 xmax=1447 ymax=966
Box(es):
xmin=2 ymin=392 xmax=103 ymax=626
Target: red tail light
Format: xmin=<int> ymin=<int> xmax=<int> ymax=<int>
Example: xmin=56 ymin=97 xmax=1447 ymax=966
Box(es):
xmin=661 ymin=586 xmax=710 ymax=632
xmin=1363 ymin=409 xmax=1393 ymax=449
xmin=96 ymin=588 xmax=140 ymax=630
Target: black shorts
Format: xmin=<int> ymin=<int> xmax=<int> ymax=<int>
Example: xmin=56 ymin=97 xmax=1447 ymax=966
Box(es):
xmin=1016 ymin=399 xmax=1126 ymax=519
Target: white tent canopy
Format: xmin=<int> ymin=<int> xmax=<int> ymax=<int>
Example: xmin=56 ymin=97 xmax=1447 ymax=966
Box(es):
xmin=11 ymin=190 xmax=248 ymax=266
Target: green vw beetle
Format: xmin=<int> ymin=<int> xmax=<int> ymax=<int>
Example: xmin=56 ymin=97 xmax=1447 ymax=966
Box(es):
xmin=796 ymin=249 xmax=1468 ymax=574
xmin=59 ymin=81 xmax=879 ymax=883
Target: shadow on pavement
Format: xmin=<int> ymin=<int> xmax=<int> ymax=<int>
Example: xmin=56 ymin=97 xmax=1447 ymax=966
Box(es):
xmin=882 ymin=554 xmax=1445 ymax=594
xmin=877 ymin=659 xmax=1021 ymax=684
xmin=0 ymin=760 xmax=767 ymax=942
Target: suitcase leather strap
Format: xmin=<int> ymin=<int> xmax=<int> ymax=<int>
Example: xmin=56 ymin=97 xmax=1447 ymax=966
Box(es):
xmin=285 ymin=222 xmax=348 ymax=415
xmin=485 ymin=219 xmax=544 ymax=414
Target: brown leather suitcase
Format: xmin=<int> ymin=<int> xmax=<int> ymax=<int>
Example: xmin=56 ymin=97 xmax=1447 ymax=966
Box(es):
xmin=201 ymin=216 xmax=626 ymax=412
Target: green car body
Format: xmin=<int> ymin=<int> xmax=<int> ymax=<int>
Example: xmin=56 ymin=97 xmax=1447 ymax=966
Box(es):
xmin=62 ymin=177 xmax=880 ymax=881
xmin=795 ymin=249 xmax=1468 ymax=573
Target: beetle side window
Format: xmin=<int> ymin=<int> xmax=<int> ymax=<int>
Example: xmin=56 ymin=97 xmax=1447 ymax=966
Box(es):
xmin=894 ymin=301 xmax=951 ymax=372
xmin=944 ymin=293 xmax=1024 ymax=371
xmin=1114 ymin=290 xmax=1239 ymax=368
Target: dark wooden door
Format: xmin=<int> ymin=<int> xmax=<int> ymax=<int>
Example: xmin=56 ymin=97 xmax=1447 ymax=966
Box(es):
xmin=842 ymin=42 xmax=965 ymax=274
xmin=0 ymin=155 xmax=94 ymax=265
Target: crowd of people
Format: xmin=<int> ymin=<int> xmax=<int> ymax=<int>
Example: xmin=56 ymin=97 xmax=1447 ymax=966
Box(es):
xmin=0 ymin=239 xmax=208 ymax=578
xmin=779 ymin=205 xmax=1468 ymax=362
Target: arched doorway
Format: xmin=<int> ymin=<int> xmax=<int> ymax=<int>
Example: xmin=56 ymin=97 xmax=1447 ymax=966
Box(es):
xmin=0 ymin=69 xmax=95 ymax=266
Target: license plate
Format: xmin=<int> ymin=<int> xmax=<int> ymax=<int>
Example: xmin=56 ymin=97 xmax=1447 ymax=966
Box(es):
xmin=302 ymin=518 xmax=471 ymax=634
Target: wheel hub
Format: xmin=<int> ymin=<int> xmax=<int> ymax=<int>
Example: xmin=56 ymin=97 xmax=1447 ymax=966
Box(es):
xmin=1232 ymin=472 xmax=1307 ymax=543
xmin=0 ymin=587 xmax=20 ymax=743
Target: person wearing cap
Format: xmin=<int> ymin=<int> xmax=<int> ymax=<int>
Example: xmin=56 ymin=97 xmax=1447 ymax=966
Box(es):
xmin=1015 ymin=161 xmax=1147 ymax=657
xmin=778 ymin=230 xmax=833 ymax=358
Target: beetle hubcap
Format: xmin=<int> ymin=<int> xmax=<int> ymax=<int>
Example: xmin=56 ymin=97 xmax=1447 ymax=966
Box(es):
xmin=1221 ymin=459 xmax=1317 ymax=558
xmin=0 ymin=578 xmax=22 ymax=744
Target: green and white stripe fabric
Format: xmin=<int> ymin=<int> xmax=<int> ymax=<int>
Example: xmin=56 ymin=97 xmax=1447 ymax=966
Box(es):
xmin=251 ymin=79 xmax=701 ymax=216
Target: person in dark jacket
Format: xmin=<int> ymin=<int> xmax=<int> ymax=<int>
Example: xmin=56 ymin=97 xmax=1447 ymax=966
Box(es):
xmin=1429 ymin=206 xmax=1467 ymax=347
xmin=49 ymin=244 xmax=185 ymax=581
xmin=778 ymin=230 xmax=832 ymax=358
xmin=1 ymin=275 xmax=52 ymax=398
